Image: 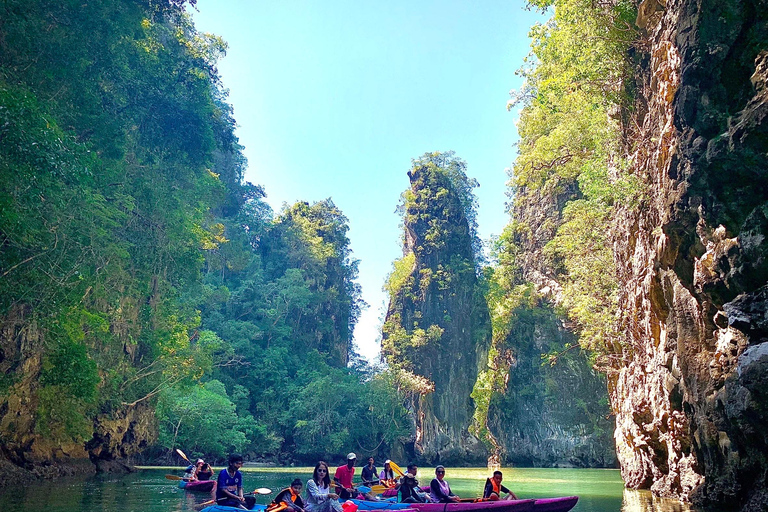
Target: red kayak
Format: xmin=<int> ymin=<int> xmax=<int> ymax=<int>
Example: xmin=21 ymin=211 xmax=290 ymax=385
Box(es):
xmin=530 ymin=497 xmax=578 ymax=512
xmin=408 ymin=501 xmax=536 ymax=512
xmin=178 ymin=479 xmax=216 ymax=492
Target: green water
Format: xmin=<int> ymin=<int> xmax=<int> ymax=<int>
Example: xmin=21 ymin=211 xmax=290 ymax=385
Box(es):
xmin=0 ymin=467 xmax=698 ymax=512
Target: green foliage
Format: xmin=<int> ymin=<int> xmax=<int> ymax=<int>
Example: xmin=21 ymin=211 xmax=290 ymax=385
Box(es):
xmin=0 ymin=0 xmax=407 ymax=466
xmin=35 ymin=386 xmax=95 ymax=444
xmin=0 ymin=0 xmax=258 ymax=453
xmin=508 ymin=0 xmax=639 ymax=362
xmin=40 ymin=339 xmax=100 ymax=402
xmin=544 ymin=200 xmax=621 ymax=355
xmin=401 ymin=152 xmax=483 ymax=261
xmin=384 ymin=253 xmax=416 ymax=296
xmin=156 ymin=380 xmax=279 ymax=460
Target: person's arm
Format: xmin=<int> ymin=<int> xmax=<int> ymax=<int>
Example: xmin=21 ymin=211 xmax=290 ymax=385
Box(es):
xmin=430 ymin=479 xmax=450 ymax=502
xmin=237 ymin=473 xmax=245 ymax=501
xmin=282 ymin=494 xmax=304 ymax=512
xmin=306 ymin=480 xmax=324 ymax=502
xmin=501 ymin=484 xmax=517 ymax=500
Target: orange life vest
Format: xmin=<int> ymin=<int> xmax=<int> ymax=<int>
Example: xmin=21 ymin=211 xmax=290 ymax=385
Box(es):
xmin=267 ymin=487 xmax=302 ymax=512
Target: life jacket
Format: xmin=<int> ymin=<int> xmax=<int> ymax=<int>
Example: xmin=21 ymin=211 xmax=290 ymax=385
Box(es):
xmin=267 ymin=487 xmax=302 ymax=512
xmin=489 ymin=478 xmax=501 ymax=495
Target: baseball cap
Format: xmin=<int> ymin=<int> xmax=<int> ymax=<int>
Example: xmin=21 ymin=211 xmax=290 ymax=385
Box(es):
xmin=347 ymin=452 xmax=357 ymax=460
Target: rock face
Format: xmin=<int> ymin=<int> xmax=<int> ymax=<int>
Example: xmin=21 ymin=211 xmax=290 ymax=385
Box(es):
xmin=486 ymin=304 xmax=617 ymax=468
xmin=0 ymin=305 xmax=151 ymax=481
xmin=611 ymin=0 xmax=768 ymax=509
xmin=382 ymin=155 xmax=490 ymax=465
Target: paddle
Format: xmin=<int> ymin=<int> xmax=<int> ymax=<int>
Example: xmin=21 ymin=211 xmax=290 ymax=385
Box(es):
xmin=388 ymin=462 xmax=405 ymax=477
xmin=176 ymin=448 xmax=192 ymax=464
xmin=166 ymin=474 xmax=184 ymax=481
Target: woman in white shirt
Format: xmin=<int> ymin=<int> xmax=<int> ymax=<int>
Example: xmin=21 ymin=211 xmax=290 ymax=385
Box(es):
xmin=305 ymin=461 xmax=343 ymax=512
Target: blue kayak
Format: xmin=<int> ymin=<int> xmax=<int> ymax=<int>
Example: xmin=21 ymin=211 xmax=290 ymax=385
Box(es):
xmin=200 ymin=505 xmax=267 ymax=512
xmin=349 ymin=500 xmax=411 ymax=511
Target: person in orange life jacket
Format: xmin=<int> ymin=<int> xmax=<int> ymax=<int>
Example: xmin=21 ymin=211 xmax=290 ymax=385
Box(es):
xmin=268 ymin=479 xmax=306 ymax=512
xmin=482 ymin=471 xmax=518 ymax=501
xmin=334 ymin=453 xmax=357 ymax=500
xmin=216 ymin=453 xmax=256 ymax=509
xmin=429 ymin=466 xmax=460 ymax=503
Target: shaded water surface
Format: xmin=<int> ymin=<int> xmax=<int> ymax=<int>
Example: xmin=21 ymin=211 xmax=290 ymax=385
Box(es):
xmin=0 ymin=467 xmax=697 ymax=512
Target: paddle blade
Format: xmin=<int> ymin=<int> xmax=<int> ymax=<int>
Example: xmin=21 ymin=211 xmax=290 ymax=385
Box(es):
xmin=175 ymin=448 xmax=191 ymax=463
xmin=165 ymin=474 xmax=183 ymax=481
xmin=255 ymin=488 xmax=272 ymax=495
xmin=389 ymin=461 xmax=405 ymax=477
xmin=370 ymin=485 xmax=388 ymax=494
xmin=195 ymin=499 xmax=215 ymax=510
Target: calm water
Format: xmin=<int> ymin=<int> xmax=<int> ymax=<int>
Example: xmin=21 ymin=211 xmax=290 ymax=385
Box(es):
xmin=0 ymin=467 xmax=697 ymax=512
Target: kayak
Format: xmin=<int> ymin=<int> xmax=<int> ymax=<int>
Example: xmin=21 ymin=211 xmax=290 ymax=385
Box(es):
xmin=349 ymin=500 xmax=411 ymax=510
xmin=531 ymin=497 xmax=578 ymax=512
xmin=350 ymin=497 xmax=578 ymax=512
xmin=351 ymin=500 xmax=536 ymax=512
xmin=409 ymin=500 xmax=536 ymax=512
xmin=178 ymin=479 xmax=216 ymax=492
xmin=200 ymin=506 xmax=267 ymax=512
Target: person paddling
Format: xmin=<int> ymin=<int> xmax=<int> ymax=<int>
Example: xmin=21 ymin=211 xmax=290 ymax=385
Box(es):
xmin=216 ymin=453 xmax=255 ymax=509
xmin=483 ymin=470 xmax=518 ymax=501
xmin=361 ymin=457 xmax=378 ymax=486
xmin=334 ymin=453 xmax=357 ymax=500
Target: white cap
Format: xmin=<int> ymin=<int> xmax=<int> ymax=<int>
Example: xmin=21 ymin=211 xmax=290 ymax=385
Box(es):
xmin=347 ymin=452 xmax=357 ymax=460
xmin=385 ymin=460 xmax=391 ymax=464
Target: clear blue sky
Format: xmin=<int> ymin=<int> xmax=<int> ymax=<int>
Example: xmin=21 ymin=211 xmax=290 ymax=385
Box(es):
xmin=190 ymin=1 xmax=546 ymax=361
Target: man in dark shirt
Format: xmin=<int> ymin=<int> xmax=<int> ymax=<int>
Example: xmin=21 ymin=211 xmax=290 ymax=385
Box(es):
xmin=398 ymin=464 xmax=426 ymax=503
xmin=361 ymin=457 xmax=378 ymax=485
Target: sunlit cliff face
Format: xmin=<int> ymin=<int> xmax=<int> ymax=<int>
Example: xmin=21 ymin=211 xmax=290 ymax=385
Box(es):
xmin=610 ymin=0 xmax=768 ymax=509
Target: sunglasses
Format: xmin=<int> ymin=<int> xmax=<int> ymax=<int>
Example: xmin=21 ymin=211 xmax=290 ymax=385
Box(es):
xmin=436 ymin=471 xmax=445 ymax=474
xmin=317 ymin=469 xmax=327 ymax=473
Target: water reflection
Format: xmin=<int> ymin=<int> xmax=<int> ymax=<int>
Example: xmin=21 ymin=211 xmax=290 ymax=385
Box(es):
xmin=622 ymin=489 xmax=694 ymax=512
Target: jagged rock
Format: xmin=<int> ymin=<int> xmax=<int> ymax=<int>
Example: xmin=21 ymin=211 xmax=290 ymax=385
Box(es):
xmin=382 ymin=155 xmax=490 ymax=465
xmin=610 ymin=0 xmax=768 ymax=509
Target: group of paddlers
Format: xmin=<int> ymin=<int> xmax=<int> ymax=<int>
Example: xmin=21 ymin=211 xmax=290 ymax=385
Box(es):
xmin=184 ymin=452 xmax=519 ymax=511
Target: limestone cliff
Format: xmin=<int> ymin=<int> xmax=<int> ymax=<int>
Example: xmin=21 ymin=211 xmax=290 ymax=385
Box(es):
xmin=611 ymin=0 xmax=768 ymax=509
xmin=0 ymin=304 xmax=153 ymax=481
xmin=485 ymin=302 xmax=616 ymax=468
xmin=382 ymin=152 xmax=490 ymax=465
